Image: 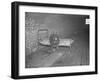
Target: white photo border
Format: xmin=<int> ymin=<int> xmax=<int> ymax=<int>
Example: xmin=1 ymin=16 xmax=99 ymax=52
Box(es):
xmin=19 ymin=5 xmax=96 ymax=76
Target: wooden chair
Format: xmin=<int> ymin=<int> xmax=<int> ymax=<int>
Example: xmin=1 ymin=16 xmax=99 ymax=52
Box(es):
xmin=37 ymin=29 xmax=49 ymax=49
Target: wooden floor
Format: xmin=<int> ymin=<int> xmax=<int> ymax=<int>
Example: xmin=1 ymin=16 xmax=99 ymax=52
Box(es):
xmin=26 ymin=31 xmax=89 ymax=68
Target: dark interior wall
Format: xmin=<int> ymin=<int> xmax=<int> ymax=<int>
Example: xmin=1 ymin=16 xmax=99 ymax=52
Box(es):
xmin=25 ymin=12 xmax=89 ymax=55
xmin=25 ymin=12 xmax=89 ymax=38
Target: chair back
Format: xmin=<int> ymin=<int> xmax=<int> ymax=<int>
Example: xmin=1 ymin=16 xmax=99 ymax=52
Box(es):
xmin=37 ymin=29 xmax=49 ymax=42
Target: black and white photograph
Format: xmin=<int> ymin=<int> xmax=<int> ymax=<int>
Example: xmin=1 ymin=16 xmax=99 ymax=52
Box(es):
xmin=25 ymin=12 xmax=90 ymax=68
xmin=11 ymin=1 xmax=97 ymax=79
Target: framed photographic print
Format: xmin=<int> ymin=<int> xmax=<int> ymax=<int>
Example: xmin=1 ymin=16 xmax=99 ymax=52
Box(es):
xmin=11 ymin=1 xmax=98 ymax=79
